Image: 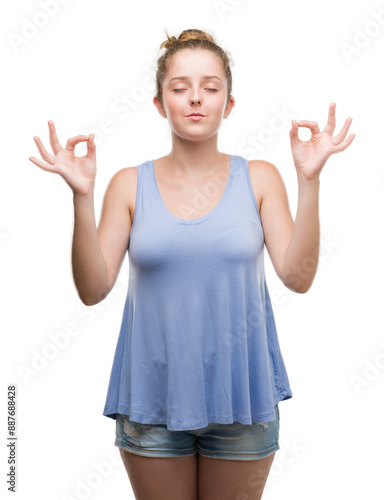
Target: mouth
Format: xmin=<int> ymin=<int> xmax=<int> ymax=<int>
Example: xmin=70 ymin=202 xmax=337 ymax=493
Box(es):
xmin=186 ymin=113 xmax=205 ymax=121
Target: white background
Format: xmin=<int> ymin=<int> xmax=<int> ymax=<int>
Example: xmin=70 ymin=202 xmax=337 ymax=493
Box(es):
xmin=1 ymin=0 xmax=384 ymax=498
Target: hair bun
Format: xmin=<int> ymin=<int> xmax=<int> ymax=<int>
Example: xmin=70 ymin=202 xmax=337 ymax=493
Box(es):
xmin=160 ymin=29 xmax=215 ymax=50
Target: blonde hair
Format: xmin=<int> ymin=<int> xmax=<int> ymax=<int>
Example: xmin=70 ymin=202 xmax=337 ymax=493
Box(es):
xmin=155 ymin=29 xmax=233 ymax=107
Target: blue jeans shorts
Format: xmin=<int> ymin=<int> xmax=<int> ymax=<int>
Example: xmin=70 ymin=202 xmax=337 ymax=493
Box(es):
xmin=115 ymin=404 xmax=279 ymax=461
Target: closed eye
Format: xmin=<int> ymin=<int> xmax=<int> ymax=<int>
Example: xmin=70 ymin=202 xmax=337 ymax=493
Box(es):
xmin=173 ymin=89 xmax=218 ymax=92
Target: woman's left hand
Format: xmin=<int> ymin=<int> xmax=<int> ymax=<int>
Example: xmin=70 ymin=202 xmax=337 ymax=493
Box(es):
xmin=289 ymin=103 xmax=356 ymax=182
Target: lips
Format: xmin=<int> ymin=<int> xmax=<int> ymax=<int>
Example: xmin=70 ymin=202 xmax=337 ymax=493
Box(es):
xmin=187 ymin=113 xmax=205 ymax=117
xmin=187 ymin=114 xmax=205 ymax=121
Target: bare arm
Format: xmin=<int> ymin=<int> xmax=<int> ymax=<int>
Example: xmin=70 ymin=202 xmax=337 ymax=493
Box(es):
xmin=71 ymin=168 xmax=133 ymax=306
xmin=71 ymin=191 xmax=110 ymax=306
xmin=256 ymin=160 xmax=320 ymax=294
xmin=282 ymin=176 xmax=320 ymax=293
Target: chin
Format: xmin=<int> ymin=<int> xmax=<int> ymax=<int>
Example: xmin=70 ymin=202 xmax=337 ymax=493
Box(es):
xmin=178 ymin=133 xmax=216 ymax=142
xmin=171 ymin=126 xmax=219 ymax=141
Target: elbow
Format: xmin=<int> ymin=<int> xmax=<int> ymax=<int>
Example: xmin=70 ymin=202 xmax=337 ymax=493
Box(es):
xmin=294 ymin=279 xmax=314 ymax=293
xmin=282 ymin=274 xmax=313 ymax=294
xmin=283 ymin=283 xmax=311 ymax=294
xmin=78 ymin=288 xmax=110 ymax=306
xmin=74 ymin=274 xmax=112 ymax=306
xmin=81 ymin=296 xmax=97 ymax=306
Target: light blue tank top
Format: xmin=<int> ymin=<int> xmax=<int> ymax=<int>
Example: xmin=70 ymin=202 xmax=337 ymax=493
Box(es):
xmin=102 ymin=154 xmax=293 ymax=431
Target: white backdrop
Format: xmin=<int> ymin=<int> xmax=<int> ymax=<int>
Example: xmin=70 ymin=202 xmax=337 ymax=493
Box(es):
xmin=1 ymin=0 xmax=383 ymax=498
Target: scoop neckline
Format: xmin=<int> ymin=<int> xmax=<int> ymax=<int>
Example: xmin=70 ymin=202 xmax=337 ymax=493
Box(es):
xmin=151 ymin=155 xmax=234 ymax=225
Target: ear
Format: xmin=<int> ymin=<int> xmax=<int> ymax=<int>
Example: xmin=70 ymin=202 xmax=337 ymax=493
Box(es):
xmin=153 ymin=95 xmax=167 ymax=118
xmin=223 ymin=95 xmax=236 ymax=119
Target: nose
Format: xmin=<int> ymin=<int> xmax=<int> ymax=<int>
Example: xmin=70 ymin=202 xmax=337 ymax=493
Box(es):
xmin=189 ymin=88 xmax=202 ymax=105
xmin=190 ymin=97 xmax=201 ymax=105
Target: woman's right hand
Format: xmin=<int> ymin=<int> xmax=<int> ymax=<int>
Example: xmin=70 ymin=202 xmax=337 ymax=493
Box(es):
xmin=29 ymin=121 xmax=97 ymax=198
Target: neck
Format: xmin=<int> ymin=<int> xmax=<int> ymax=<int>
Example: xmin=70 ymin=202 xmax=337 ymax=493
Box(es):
xmin=166 ymin=132 xmax=227 ymax=178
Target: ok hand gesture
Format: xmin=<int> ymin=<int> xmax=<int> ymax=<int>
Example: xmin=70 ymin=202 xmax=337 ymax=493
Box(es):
xmin=29 ymin=121 xmax=96 ymax=197
xmin=289 ymin=103 xmax=356 ymax=182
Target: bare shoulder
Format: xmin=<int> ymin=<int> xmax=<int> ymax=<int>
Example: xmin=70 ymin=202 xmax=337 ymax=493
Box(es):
xmin=248 ymin=159 xmax=282 ymax=181
xmin=247 ymin=159 xmax=284 ymax=213
xmin=107 ymin=166 xmax=138 ymax=220
xmin=110 ymin=165 xmax=138 ymax=182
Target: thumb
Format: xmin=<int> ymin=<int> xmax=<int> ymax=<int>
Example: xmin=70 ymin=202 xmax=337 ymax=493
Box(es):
xmin=86 ymin=134 xmax=96 ymax=160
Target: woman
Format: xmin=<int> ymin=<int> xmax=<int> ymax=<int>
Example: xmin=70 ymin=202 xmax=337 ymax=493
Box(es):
xmin=29 ymin=29 xmax=354 ymax=500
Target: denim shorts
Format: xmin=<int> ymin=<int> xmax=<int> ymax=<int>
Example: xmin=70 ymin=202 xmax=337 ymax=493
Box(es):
xmin=115 ymin=404 xmax=279 ymax=461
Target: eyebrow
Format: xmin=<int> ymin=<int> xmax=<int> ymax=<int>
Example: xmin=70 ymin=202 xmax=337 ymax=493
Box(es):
xmin=168 ymin=75 xmax=222 ymax=83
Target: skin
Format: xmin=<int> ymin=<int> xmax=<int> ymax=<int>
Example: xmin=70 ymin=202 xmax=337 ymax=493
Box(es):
xmin=152 ymin=48 xmax=235 ymax=178
xmin=29 ymin=46 xmax=355 ymax=500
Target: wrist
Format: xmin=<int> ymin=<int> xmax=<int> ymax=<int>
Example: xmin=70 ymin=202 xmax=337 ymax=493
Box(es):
xmin=297 ymin=172 xmax=320 ymax=187
xmin=73 ymin=189 xmax=94 ymax=203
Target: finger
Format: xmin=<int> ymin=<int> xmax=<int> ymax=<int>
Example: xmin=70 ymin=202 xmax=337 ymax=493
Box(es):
xmin=66 ymin=135 xmax=90 ymax=152
xmin=333 ymin=117 xmax=353 ymax=146
xmin=48 ymin=120 xmax=64 ymax=154
xmin=29 ymin=155 xmax=57 ymax=172
xmin=289 ymin=120 xmax=301 ymax=147
xmin=323 ymin=102 xmax=336 ymax=135
xmin=86 ymin=134 xmax=96 ymax=161
xmin=295 ymin=120 xmax=321 ymax=134
xmin=333 ymin=133 xmax=356 ymax=153
xmin=33 ymin=136 xmax=55 ymax=165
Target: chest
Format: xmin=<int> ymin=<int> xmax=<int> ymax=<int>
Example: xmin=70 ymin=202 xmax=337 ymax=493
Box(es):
xmin=154 ymin=175 xmax=230 ymax=221
xmin=127 ymin=164 xmax=263 ymax=223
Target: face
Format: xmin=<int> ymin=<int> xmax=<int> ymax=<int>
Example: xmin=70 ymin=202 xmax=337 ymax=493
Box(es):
xmin=153 ymin=48 xmax=235 ymax=141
